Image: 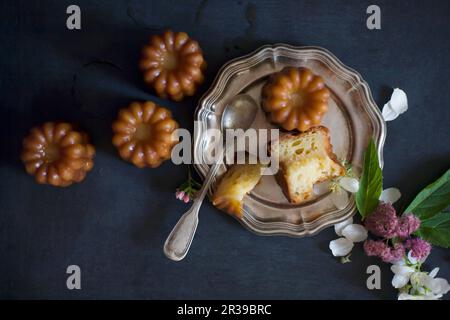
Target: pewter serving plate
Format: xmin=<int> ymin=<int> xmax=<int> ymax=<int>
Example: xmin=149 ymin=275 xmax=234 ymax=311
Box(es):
xmin=194 ymin=44 xmax=386 ymax=237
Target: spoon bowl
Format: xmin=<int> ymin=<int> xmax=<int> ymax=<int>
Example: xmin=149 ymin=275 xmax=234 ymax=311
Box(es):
xmin=221 ymin=94 xmax=258 ymax=131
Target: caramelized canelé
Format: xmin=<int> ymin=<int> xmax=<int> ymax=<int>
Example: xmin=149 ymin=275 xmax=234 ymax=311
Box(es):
xmin=139 ymin=30 xmax=206 ymax=101
xmin=21 ymin=122 xmax=95 ymax=186
xmin=263 ymin=67 xmax=330 ymax=132
xmin=112 ymin=101 xmax=179 ymax=168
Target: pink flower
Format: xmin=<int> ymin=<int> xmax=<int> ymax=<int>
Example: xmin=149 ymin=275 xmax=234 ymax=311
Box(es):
xmin=183 ymin=194 xmax=190 ymax=203
xmin=175 ymin=190 xmax=185 ymax=201
xmin=365 ymin=202 xmax=399 ymax=239
xmin=396 ymin=213 xmax=421 ymax=238
xmin=381 ymin=243 xmax=405 ymax=263
xmin=364 ymin=240 xmax=405 ymax=263
xmin=405 ymin=238 xmax=431 ymax=261
xmin=364 ymin=240 xmax=388 ymax=257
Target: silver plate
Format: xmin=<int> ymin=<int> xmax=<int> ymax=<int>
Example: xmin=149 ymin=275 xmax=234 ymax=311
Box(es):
xmin=194 ymin=44 xmax=386 ymax=237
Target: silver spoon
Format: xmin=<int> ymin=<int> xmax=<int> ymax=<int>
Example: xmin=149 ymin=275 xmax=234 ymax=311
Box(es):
xmin=163 ymin=94 xmax=258 ymax=261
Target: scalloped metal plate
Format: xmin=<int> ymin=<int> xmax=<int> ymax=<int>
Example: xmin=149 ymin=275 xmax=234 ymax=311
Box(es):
xmin=194 ymin=44 xmax=386 ymax=237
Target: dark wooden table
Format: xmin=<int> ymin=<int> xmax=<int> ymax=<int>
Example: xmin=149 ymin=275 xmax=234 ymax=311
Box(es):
xmin=1 ymin=0 xmax=449 ymax=299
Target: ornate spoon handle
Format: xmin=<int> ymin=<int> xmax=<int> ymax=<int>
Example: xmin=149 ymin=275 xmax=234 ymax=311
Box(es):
xmin=163 ymin=148 xmax=224 ymax=261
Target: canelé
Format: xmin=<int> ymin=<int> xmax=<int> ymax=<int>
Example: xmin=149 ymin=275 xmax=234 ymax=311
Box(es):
xmin=262 ymin=67 xmax=330 ymax=132
xmin=112 ymin=101 xmax=179 ymax=168
xmin=21 ymin=122 xmax=95 ymax=186
xmin=139 ymin=30 xmax=206 ymax=101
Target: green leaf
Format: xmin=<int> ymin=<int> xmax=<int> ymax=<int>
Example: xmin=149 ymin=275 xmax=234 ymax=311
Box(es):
xmin=415 ymin=211 xmax=450 ymax=248
xmin=420 ymin=211 xmax=450 ymax=228
xmin=356 ymin=138 xmax=383 ymax=219
xmin=416 ymin=222 xmax=450 ymax=249
xmin=404 ymin=168 xmax=450 ymax=220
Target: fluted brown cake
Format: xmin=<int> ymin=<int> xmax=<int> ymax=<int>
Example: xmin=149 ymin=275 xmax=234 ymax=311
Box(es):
xmin=139 ymin=30 xmax=206 ymax=101
xmin=21 ymin=122 xmax=95 ymax=187
xmin=112 ymin=101 xmax=179 ymax=168
xmin=262 ymin=67 xmax=330 ymax=132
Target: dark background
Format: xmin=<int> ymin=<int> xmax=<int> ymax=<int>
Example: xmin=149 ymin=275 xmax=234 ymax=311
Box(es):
xmin=1 ymin=0 xmax=449 ymax=299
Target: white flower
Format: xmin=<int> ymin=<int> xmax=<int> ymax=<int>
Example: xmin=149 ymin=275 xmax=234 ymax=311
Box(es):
xmin=392 ymin=275 xmax=411 ymax=289
xmin=330 ymin=219 xmax=367 ymax=259
xmin=429 ymin=278 xmax=450 ymax=296
xmin=380 ymin=187 xmax=401 ymax=204
xmin=341 ymin=224 xmax=368 ymax=243
xmin=339 ymin=177 xmax=360 ymax=193
xmin=410 ymin=271 xmax=431 ymax=290
xmin=330 ymin=189 xmax=349 ymax=210
xmin=391 ymin=257 xmax=450 ymax=300
xmin=409 ymin=271 xmax=449 ymax=300
xmin=313 ymin=180 xmax=331 ymax=195
xmin=329 ymin=172 xmax=366 ymax=260
xmin=329 ymin=238 xmax=354 ymax=257
xmin=391 ymin=262 xmax=415 ymax=288
xmin=334 ymin=217 xmax=353 ymax=236
xmin=382 ymin=88 xmax=408 ymax=121
xmin=398 ymin=293 xmax=441 ymax=300
xmin=330 ymin=177 xmax=359 ymax=209
xmin=421 ymin=268 xmax=450 ymax=296
xmin=429 ymin=267 xmax=439 ymax=278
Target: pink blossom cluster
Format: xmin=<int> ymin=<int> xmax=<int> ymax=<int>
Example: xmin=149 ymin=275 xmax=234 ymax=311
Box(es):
xmin=363 ymin=202 xmax=430 ymax=263
xmin=405 ymin=238 xmax=432 ymax=261
xmin=365 ymin=201 xmax=399 ymax=239
xmin=397 ymin=213 xmax=421 ymax=238
xmin=175 ymin=190 xmax=191 ymax=203
xmin=364 ymin=240 xmax=405 ymax=263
